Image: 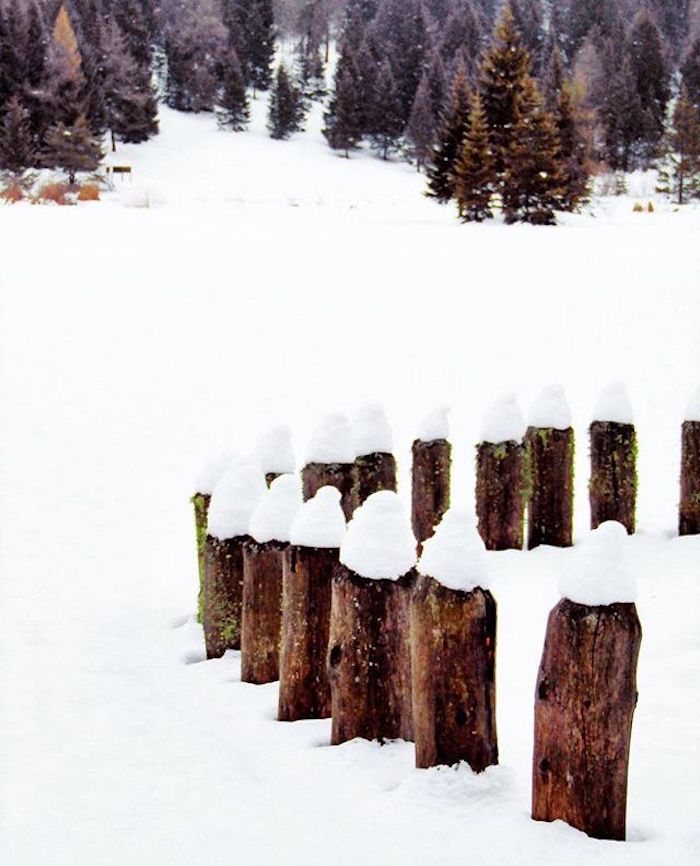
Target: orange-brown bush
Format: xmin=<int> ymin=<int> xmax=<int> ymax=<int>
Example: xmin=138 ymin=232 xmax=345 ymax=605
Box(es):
xmin=77 ymin=183 xmax=100 ymax=201
xmin=1 ymin=182 xmax=24 ymax=203
xmin=35 ymin=182 xmax=72 ymax=205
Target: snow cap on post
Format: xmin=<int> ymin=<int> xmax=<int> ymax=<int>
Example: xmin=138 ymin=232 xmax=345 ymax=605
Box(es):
xmin=289 ymin=485 xmax=347 ymax=548
xmin=685 ymin=386 xmax=700 ymax=422
xmin=417 ymin=406 xmax=450 ymax=442
xmin=340 ymin=490 xmax=417 ymax=580
xmin=305 ymin=412 xmax=355 ymax=464
xmin=418 ymin=509 xmax=490 ymax=592
xmin=353 ymin=403 xmax=393 ymax=456
xmin=593 ymin=382 xmax=634 ymax=424
xmin=559 ymin=521 xmax=636 ymax=606
xmin=255 ymin=425 xmax=296 ymax=475
xmin=195 ymin=451 xmax=242 ymax=495
xmin=207 ymin=463 xmax=267 ymax=540
xmin=480 ymin=393 xmax=526 ymax=444
xmin=528 ymin=384 xmax=572 ymax=430
xmin=249 ymin=474 xmax=303 ymax=544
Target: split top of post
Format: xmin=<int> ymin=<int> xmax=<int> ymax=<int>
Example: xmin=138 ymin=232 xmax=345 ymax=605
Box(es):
xmin=207 ymin=463 xmax=267 ymax=540
xmin=255 ymin=425 xmax=296 ymax=476
xmin=249 ymin=474 xmax=303 ymax=544
xmin=305 ymin=412 xmax=356 ymax=464
xmin=416 ymin=406 xmax=450 ymax=442
xmin=353 ymin=403 xmax=393 ymax=456
xmin=289 ymin=486 xmax=347 ymax=548
xmin=593 ymin=382 xmax=634 ymax=424
xmin=559 ymin=521 xmax=637 ymax=606
xmin=418 ymin=509 xmax=491 ymax=592
xmin=480 ymin=394 xmax=526 ymax=444
xmin=528 ymin=384 xmax=572 ymax=430
xmin=340 ymin=490 xmax=416 ymax=580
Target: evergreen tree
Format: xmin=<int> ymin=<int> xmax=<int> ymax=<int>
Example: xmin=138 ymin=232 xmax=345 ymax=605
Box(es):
xmin=218 ymin=49 xmax=250 ymax=131
xmin=681 ymin=35 xmax=700 ymax=110
xmin=425 ymin=60 xmax=470 ymax=201
xmin=407 ymin=73 xmax=436 ymax=168
xmin=0 ymin=95 xmax=35 ymax=174
xmin=165 ymin=4 xmax=227 ymax=112
xmin=439 ymin=0 xmax=483 ymax=74
xmin=656 ymin=85 xmax=700 ymax=203
xmin=354 ymin=41 xmax=378 ymax=134
xmin=452 ymin=90 xmax=496 ymax=221
xmin=510 ymin=0 xmax=544 ymax=69
xmin=599 ymin=51 xmax=644 ymax=171
xmin=501 ymin=76 xmax=564 ymax=224
xmin=426 ymin=49 xmax=447 ymax=120
xmin=113 ymin=0 xmax=152 ymax=69
xmin=323 ymin=66 xmax=363 ymax=156
xmin=267 ymin=64 xmax=303 ymax=140
xmin=239 ymin=0 xmax=275 ymax=91
xmin=628 ymin=10 xmax=670 ymax=161
xmin=368 ymin=59 xmax=403 ymax=158
xmin=553 ymin=81 xmax=589 ymax=211
xmin=43 ymin=114 xmax=103 ymax=183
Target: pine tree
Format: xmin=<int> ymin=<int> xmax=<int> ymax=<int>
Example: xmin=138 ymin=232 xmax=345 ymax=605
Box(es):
xmin=553 ymin=81 xmax=589 ymax=211
xmin=165 ymin=4 xmax=227 ymax=113
xmin=354 ymin=41 xmax=378 ymax=134
xmin=267 ymin=64 xmax=303 ymax=140
xmin=681 ymin=36 xmax=700 ymax=110
xmin=425 ymin=60 xmax=470 ymax=201
xmin=239 ymin=0 xmax=275 ymax=92
xmin=218 ymin=49 xmax=250 ymax=131
xmin=0 ymin=95 xmax=35 ymax=174
xmin=426 ymin=50 xmax=447 ymax=121
xmin=439 ymin=0 xmax=482 ymax=74
xmin=628 ymin=10 xmax=670 ymax=162
xmin=501 ymin=76 xmax=564 ymax=224
xmin=368 ymin=59 xmax=403 ymax=159
xmin=452 ymin=90 xmax=496 ymax=221
xmin=324 ymin=66 xmax=362 ymax=156
xmin=407 ymin=74 xmax=436 ymax=169
xmin=49 ymin=3 xmax=88 ymax=128
xmin=656 ymin=86 xmax=700 ymax=204
xmin=43 ymin=115 xmax=103 ymax=184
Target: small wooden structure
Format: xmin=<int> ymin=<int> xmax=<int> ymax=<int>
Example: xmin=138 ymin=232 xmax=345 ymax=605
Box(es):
xmin=476 ymin=440 xmax=525 ymax=550
xmin=589 ymin=421 xmax=637 ymax=533
xmin=241 ymin=540 xmax=286 ymax=684
xmin=203 ymin=534 xmax=248 ymax=657
xmin=411 ymin=438 xmax=451 ymax=552
xmin=525 ymin=426 xmax=574 ymax=549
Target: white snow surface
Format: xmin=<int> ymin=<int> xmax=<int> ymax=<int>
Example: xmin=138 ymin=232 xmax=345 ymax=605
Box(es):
xmin=305 ymin=411 xmax=355 ymax=464
xmin=417 ymin=406 xmax=450 ymax=442
xmin=289 ymin=485 xmax=346 ymax=548
xmin=0 ymin=100 xmax=699 ymax=866
xmin=418 ymin=510 xmax=490 ymax=592
xmin=528 ymin=384 xmax=572 ymax=430
xmin=255 ymin=425 xmax=296 ymax=474
xmin=206 ymin=463 xmax=267 ymax=540
xmin=593 ymin=381 xmax=635 ymax=424
xmin=559 ymin=521 xmax=637 ymax=605
xmin=340 ymin=491 xmax=416 ymax=580
xmin=249 ymin=473 xmax=302 ymax=544
xmin=480 ymin=394 xmax=527 ymax=444
xmin=685 ymin=386 xmax=700 ymax=421
xmin=353 ymin=403 xmax=393 ymax=456
xmin=195 ymin=451 xmax=241 ymax=495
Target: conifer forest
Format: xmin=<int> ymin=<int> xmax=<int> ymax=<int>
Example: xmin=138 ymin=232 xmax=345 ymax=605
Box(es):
xmin=0 ymin=3 xmax=698 ymax=866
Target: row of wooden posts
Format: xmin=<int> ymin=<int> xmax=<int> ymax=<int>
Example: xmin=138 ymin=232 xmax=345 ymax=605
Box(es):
xmin=192 ymin=417 xmax=697 ymax=842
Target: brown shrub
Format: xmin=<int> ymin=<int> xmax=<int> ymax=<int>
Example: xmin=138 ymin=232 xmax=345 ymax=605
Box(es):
xmin=1 ymin=182 xmax=24 ymax=203
xmin=77 ymin=183 xmax=100 ymax=201
xmin=36 ymin=182 xmax=72 ymax=205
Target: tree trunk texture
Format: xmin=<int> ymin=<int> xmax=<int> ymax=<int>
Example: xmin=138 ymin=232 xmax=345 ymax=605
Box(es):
xmin=278 ymin=545 xmax=337 ymax=721
xmin=192 ymin=492 xmax=211 ymax=623
xmin=241 ymin=540 xmax=286 ymax=684
xmin=302 ymin=461 xmax=357 ymax=520
xmin=411 ymin=575 xmax=498 ymax=771
xmin=354 ymin=452 xmax=397 ymax=504
xmin=589 ymin=421 xmax=637 ymax=533
xmin=411 ymin=439 xmax=451 ymax=552
xmin=525 ymin=427 xmax=574 ymax=549
xmin=679 ymin=421 xmax=700 ymax=536
xmin=203 ymin=534 xmax=247 ymax=658
xmin=476 ymin=441 xmax=525 ymax=550
xmin=532 ymin=598 xmax=642 ymax=841
xmin=328 ymin=566 xmax=415 ymax=745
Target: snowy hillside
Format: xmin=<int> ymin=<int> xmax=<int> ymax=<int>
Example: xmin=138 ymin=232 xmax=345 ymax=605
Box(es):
xmin=0 ymin=101 xmax=698 ymax=866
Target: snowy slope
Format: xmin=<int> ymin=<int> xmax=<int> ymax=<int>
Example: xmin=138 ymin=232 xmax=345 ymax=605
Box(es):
xmin=0 ymin=98 xmax=698 ymax=866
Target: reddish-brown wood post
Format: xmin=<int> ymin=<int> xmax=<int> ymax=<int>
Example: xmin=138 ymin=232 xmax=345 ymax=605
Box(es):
xmin=533 ymin=523 xmax=642 ymax=841
xmin=192 ymin=491 xmax=211 ymax=623
xmin=302 ymin=412 xmax=357 ymax=519
xmin=680 ymin=417 xmax=700 ymax=536
xmin=353 ymin=404 xmax=397 ymax=503
xmin=411 ymin=511 xmax=498 ymax=771
xmin=329 ymin=492 xmax=417 ymax=744
xmin=278 ymin=487 xmax=347 ymax=721
xmin=203 ymin=464 xmax=267 ymax=658
xmin=476 ymin=396 xmax=526 ymax=551
xmin=411 ymin=409 xmax=452 ymax=552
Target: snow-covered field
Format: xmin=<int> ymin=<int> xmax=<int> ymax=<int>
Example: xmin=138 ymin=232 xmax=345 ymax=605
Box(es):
xmin=0 ymin=97 xmax=698 ymax=865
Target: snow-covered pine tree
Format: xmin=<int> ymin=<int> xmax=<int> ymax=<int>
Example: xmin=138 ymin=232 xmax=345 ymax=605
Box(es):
xmin=656 ymin=86 xmax=700 ymax=204
xmin=425 ymin=50 xmax=447 ymax=121
xmin=0 ymin=95 xmax=35 ymax=174
xmin=407 ymin=74 xmax=436 ymax=169
xmin=554 ymin=81 xmax=589 ymax=211
xmin=43 ymin=115 xmax=103 ymax=184
xmin=267 ymin=64 xmax=303 ymax=140
xmin=452 ymin=90 xmax=495 ymax=222
xmin=218 ymin=49 xmax=250 ymax=131
xmin=239 ymin=0 xmax=275 ymax=92
xmin=324 ymin=66 xmax=362 ymax=156
xmin=682 ymin=36 xmax=700 ymax=109
xmin=368 ymin=59 xmax=403 ymax=159
xmin=627 ymin=9 xmax=670 ymax=163
xmin=425 ymin=59 xmax=470 ymax=202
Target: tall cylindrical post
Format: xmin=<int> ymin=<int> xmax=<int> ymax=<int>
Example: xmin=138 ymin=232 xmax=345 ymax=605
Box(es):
xmin=302 ymin=412 xmax=357 ymax=519
xmin=352 ymin=404 xmax=397 ymax=503
xmin=411 ymin=407 xmax=451 ymax=553
xmin=680 ymin=389 xmax=700 ymax=535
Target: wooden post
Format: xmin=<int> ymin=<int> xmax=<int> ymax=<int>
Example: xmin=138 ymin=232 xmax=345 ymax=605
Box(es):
xmin=302 ymin=461 xmax=356 ymax=520
xmin=303 ymin=412 xmax=357 ymax=519
xmin=532 ymin=597 xmax=642 ymax=840
xmin=476 ymin=440 xmax=525 ymax=550
xmin=411 ymin=575 xmax=498 ymax=770
xmin=680 ymin=420 xmax=700 ymax=535
xmin=354 ymin=451 xmax=397 ymax=503
xmin=353 ymin=404 xmax=397 ymax=503
xmin=203 ymin=534 xmax=247 ymax=657
xmin=256 ymin=425 xmax=296 ymax=489
xmin=278 ymin=545 xmax=337 ymax=720
xmin=192 ymin=491 xmax=211 ymax=623
xmin=525 ymin=426 xmax=574 ymax=548
xmin=589 ymin=421 xmax=637 ymax=533
xmin=241 ymin=541 xmax=286 ymax=684
xmin=328 ymin=565 xmax=415 ymax=745
xmin=411 ymin=439 xmax=451 ymax=551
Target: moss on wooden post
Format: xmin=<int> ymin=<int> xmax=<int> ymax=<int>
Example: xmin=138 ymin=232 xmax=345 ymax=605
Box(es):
xmin=589 ymin=421 xmax=637 ymax=533
xmin=411 ymin=439 xmax=451 ymax=551
xmin=354 ymin=452 xmax=397 ymax=504
xmin=192 ymin=492 xmax=211 ymax=623
xmin=203 ymin=534 xmax=248 ymax=657
xmin=411 ymin=575 xmax=498 ymax=770
xmin=680 ymin=420 xmax=700 ymax=535
xmin=525 ymin=427 xmax=574 ymax=549
xmin=532 ymin=598 xmax=641 ymax=840
xmin=476 ymin=440 xmax=525 ymax=550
